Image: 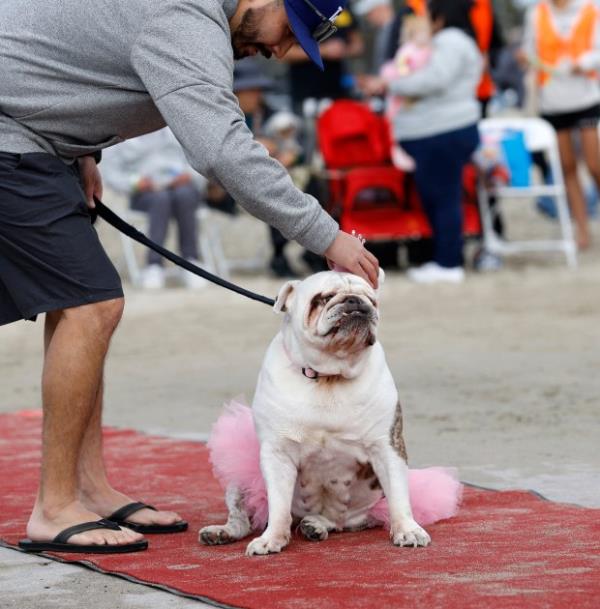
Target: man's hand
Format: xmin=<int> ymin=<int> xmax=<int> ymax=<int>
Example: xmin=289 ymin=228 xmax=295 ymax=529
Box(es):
xmin=357 ymin=74 xmax=388 ymax=97
xmin=168 ymin=173 xmax=193 ymax=189
xmin=324 ymin=231 xmax=380 ymax=289
xmin=78 ymin=155 xmax=103 ymax=209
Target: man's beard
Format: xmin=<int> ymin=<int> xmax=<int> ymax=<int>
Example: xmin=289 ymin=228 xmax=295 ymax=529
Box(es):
xmin=231 ymin=7 xmax=273 ymax=59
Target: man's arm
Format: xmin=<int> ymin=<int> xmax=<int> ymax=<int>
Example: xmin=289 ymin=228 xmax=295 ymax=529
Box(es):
xmin=131 ymin=4 xmax=336 ymax=254
xmin=130 ymin=2 xmax=378 ymax=285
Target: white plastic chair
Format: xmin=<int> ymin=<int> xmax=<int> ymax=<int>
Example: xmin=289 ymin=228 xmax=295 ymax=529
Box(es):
xmin=119 ymin=205 xmax=230 ymax=287
xmin=477 ymin=117 xmax=577 ymax=268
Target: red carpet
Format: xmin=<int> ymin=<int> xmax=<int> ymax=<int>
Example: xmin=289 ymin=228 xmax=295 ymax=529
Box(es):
xmin=1 ymin=410 xmax=599 ymax=609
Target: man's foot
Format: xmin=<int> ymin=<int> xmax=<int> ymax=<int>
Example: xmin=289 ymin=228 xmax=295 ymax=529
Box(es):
xmin=270 ymin=255 xmax=299 ymax=279
xmin=301 ymin=250 xmax=328 ymax=274
xmin=407 ymin=262 xmax=465 ymax=284
xmin=26 ymin=499 xmax=144 ymax=548
xmin=81 ymin=486 xmax=183 ymax=529
xmin=140 ymin=264 xmax=165 ymax=289
xmin=181 ymin=260 xmax=208 ymax=290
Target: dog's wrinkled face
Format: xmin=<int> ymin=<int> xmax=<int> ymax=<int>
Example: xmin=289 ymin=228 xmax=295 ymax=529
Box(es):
xmin=274 ymin=271 xmax=383 ymax=357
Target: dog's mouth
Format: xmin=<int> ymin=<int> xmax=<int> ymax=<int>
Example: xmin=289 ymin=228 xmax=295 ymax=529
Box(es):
xmin=324 ymin=304 xmax=375 ymax=336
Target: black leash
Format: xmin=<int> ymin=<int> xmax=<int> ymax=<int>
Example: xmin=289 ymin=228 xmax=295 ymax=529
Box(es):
xmin=93 ymin=197 xmax=276 ymax=307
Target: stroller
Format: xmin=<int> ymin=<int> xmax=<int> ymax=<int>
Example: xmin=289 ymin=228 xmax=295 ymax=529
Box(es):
xmin=315 ymin=99 xmax=481 ymax=245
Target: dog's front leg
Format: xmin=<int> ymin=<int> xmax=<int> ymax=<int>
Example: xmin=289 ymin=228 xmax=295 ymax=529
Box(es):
xmin=368 ymin=441 xmax=431 ymax=547
xmin=246 ymin=441 xmax=299 ymax=556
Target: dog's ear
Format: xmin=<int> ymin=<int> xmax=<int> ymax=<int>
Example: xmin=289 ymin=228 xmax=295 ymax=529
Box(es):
xmin=274 ymin=280 xmax=300 ymax=314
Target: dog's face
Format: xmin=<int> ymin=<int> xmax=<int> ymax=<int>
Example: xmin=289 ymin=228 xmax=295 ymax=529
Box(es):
xmin=274 ymin=271 xmax=383 ymax=360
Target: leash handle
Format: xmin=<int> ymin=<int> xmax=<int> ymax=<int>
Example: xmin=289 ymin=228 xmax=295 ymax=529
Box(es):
xmin=93 ymin=198 xmax=276 ymax=307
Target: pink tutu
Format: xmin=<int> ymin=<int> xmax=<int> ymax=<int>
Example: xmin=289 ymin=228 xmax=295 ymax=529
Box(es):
xmin=207 ymin=400 xmax=463 ymax=530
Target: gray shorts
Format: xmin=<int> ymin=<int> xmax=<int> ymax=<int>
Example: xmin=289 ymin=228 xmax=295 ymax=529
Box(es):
xmin=0 ymin=152 xmax=123 ymax=326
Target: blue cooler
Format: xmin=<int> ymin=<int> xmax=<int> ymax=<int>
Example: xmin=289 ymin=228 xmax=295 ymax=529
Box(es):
xmin=501 ymin=129 xmax=531 ymax=187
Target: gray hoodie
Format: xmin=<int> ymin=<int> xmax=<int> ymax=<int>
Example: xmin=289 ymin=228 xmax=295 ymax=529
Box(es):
xmin=388 ymin=28 xmax=482 ymax=142
xmin=0 ymin=0 xmax=338 ymax=254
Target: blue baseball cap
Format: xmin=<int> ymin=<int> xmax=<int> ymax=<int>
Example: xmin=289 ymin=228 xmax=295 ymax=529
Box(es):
xmin=284 ymin=0 xmax=347 ymax=71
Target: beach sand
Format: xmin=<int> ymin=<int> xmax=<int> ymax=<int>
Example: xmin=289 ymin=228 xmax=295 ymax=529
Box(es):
xmin=2 ymin=199 xmax=599 ymax=506
xmin=1 ymin=197 xmax=599 ymax=609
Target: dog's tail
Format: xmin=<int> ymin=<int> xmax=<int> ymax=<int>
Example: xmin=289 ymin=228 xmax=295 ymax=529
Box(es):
xmin=368 ymin=468 xmax=463 ymax=527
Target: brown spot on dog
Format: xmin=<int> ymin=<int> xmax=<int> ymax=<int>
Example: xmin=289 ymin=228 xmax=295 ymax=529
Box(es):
xmin=316 ymin=374 xmax=345 ymax=385
xmin=356 ymin=462 xmax=382 ymax=490
xmin=307 ymin=293 xmax=324 ymax=327
xmin=356 ymin=462 xmax=374 ymax=479
xmin=369 ymin=477 xmax=382 ymax=490
xmin=390 ymin=401 xmax=408 ymax=462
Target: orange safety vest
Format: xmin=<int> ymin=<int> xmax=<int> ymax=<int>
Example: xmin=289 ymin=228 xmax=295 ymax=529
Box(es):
xmin=470 ymin=0 xmax=496 ymax=100
xmin=406 ymin=0 xmax=426 ymax=16
xmin=535 ymin=1 xmax=599 ymax=87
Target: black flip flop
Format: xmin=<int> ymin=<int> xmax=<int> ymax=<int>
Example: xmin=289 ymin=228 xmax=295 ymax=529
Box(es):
xmin=18 ymin=519 xmax=148 ymax=553
xmin=107 ymin=502 xmax=188 ymax=534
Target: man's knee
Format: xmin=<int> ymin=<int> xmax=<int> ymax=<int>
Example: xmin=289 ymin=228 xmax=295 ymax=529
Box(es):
xmin=63 ymin=297 xmax=125 ymax=338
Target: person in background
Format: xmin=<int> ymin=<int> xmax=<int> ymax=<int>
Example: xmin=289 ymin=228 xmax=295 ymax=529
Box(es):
xmin=285 ymin=6 xmax=365 ymax=115
xmin=101 ymin=129 xmax=207 ymax=289
xmin=521 ymin=0 xmax=600 ymax=250
xmin=364 ymin=0 xmax=482 ymax=284
xmin=471 ymin=0 xmax=504 ymax=117
xmin=233 ymin=58 xmax=304 ymax=278
xmin=353 ymin=0 xmax=396 ymax=75
xmin=380 ymin=12 xmax=432 ymax=171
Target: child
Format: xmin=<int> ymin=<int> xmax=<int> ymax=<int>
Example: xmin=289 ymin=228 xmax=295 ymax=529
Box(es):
xmin=380 ymin=14 xmax=432 ymax=171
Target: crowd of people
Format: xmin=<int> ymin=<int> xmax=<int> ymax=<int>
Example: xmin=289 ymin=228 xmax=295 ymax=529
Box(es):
xmin=102 ymin=0 xmax=600 ymax=288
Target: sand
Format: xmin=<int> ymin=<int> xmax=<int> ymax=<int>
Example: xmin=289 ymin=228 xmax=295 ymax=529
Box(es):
xmin=1 ymin=198 xmax=599 ymax=507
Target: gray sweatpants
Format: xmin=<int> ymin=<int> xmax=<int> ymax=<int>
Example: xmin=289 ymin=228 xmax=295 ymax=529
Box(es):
xmin=130 ymin=184 xmax=200 ymax=266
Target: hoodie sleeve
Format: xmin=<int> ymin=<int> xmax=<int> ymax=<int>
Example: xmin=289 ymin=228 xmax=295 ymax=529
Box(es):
xmin=130 ymin=0 xmax=338 ymax=254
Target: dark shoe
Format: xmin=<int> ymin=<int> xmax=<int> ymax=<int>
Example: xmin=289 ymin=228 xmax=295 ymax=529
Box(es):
xmin=107 ymin=502 xmax=188 ymax=534
xmin=270 ymin=255 xmax=300 ymax=278
xmin=18 ymin=519 xmax=148 ymax=553
xmin=301 ymin=250 xmax=328 ymax=274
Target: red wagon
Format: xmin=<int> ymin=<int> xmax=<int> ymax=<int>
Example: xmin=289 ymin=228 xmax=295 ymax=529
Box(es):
xmin=315 ymin=99 xmax=481 ymax=243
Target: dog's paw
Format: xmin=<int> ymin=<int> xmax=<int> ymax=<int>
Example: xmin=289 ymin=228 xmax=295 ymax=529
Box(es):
xmin=199 ymin=525 xmax=237 ymax=546
xmin=299 ymin=516 xmax=329 ymax=542
xmin=245 ymin=534 xmax=289 ymax=556
xmin=391 ymin=522 xmax=431 ymax=548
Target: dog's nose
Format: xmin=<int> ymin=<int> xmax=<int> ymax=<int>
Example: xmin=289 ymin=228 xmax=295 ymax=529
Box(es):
xmin=344 ymin=296 xmax=361 ymax=307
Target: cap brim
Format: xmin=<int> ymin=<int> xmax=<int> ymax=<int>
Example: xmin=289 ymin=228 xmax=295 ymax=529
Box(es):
xmin=284 ymin=0 xmax=324 ymax=71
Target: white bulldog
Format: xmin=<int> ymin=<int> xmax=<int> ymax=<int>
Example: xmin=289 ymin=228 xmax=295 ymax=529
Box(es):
xmin=200 ymin=270 xmax=431 ymax=555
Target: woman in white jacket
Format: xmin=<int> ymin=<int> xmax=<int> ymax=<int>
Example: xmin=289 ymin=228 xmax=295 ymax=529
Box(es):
xmin=522 ymin=0 xmax=600 ymax=250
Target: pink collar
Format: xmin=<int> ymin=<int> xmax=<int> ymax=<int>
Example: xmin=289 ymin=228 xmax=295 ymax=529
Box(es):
xmin=301 ymin=367 xmax=320 ymax=380
xmin=282 ymin=340 xmax=324 ymax=381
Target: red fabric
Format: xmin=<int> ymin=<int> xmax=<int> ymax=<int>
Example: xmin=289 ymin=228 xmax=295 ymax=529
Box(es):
xmin=318 ymin=100 xmax=393 ymax=169
xmin=316 ymin=100 xmax=481 ymax=243
xmin=1 ymin=411 xmax=599 ymax=609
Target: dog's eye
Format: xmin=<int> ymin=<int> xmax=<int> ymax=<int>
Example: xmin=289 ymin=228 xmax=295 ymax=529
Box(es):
xmin=321 ymin=295 xmax=334 ymax=305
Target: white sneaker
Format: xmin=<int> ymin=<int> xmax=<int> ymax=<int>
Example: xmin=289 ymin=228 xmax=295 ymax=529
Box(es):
xmin=181 ymin=260 xmax=208 ymax=290
xmin=140 ymin=264 xmax=165 ymax=289
xmin=407 ymin=262 xmax=465 ymax=284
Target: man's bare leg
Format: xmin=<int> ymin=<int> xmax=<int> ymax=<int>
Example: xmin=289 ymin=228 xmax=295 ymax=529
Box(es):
xmin=78 ymin=377 xmax=182 ymax=526
xmin=26 ymin=299 xmax=143 ymax=546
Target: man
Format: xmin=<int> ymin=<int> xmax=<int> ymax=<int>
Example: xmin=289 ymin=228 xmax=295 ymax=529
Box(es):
xmin=0 ymin=0 xmax=379 ymax=553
